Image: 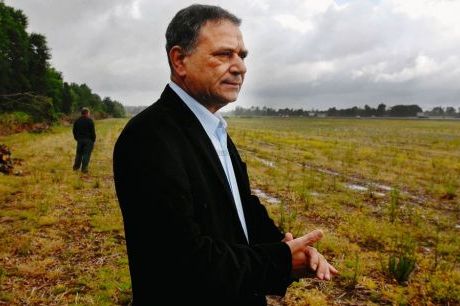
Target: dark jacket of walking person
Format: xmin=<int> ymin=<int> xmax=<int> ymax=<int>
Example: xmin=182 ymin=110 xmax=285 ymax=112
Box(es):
xmin=73 ymin=107 xmax=96 ymax=173
xmin=113 ymin=4 xmax=337 ymax=306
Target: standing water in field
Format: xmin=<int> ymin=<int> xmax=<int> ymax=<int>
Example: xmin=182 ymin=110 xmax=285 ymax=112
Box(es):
xmin=252 ymin=188 xmax=281 ymax=204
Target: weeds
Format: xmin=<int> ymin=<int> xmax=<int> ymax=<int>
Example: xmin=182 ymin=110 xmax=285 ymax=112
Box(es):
xmin=388 ymin=188 xmax=400 ymax=223
xmin=441 ymin=181 xmax=457 ymax=200
xmin=388 ymin=255 xmax=416 ymax=284
xmin=342 ymin=253 xmax=361 ymax=289
xmin=387 ymin=235 xmax=417 ymax=284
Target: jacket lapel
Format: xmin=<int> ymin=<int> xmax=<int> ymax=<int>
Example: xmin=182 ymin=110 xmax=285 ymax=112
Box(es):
xmin=156 ymin=86 xmax=245 ymax=234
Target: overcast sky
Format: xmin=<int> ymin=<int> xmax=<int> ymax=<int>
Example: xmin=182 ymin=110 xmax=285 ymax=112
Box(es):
xmin=6 ymin=0 xmax=460 ymax=110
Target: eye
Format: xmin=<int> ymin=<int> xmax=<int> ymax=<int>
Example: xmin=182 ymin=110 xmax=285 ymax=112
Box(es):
xmin=216 ymin=51 xmax=233 ymax=58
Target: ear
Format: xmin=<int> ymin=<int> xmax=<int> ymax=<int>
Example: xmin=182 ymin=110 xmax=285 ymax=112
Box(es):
xmin=169 ymin=46 xmax=187 ymax=77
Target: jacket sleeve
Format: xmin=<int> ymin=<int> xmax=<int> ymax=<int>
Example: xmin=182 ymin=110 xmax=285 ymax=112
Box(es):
xmin=247 ymin=194 xmax=285 ymax=243
xmin=113 ymin=127 xmax=292 ymax=300
xmin=90 ymin=119 xmax=96 ymax=142
xmin=72 ymin=121 xmax=77 ymax=141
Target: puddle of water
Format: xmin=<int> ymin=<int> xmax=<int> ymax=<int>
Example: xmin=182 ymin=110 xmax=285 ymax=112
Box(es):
xmin=255 ymin=157 xmax=275 ymax=168
xmin=345 ymin=184 xmax=386 ymax=197
xmin=297 ymin=163 xmax=340 ymax=177
xmin=253 ymin=188 xmax=281 ymax=204
xmin=317 ymin=168 xmax=340 ymax=176
xmin=373 ymin=184 xmax=393 ymax=191
xmin=247 ymin=152 xmax=420 ymax=201
xmin=345 ymin=184 xmax=368 ymax=192
xmin=267 ymin=197 xmax=281 ymax=204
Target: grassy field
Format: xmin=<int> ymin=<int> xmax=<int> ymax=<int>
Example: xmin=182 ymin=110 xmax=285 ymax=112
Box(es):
xmin=0 ymin=119 xmax=130 ymax=305
xmin=0 ymin=117 xmax=459 ymax=305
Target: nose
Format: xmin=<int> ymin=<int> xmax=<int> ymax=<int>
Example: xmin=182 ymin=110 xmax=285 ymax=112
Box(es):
xmin=229 ymin=54 xmax=247 ymax=75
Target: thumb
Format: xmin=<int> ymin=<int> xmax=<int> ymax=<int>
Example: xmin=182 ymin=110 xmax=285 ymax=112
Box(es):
xmin=282 ymin=232 xmax=294 ymax=242
xmin=299 ymin=229 xmax=323 ymax=246
xmin=286 ymin=229 xmax=323 ymax=252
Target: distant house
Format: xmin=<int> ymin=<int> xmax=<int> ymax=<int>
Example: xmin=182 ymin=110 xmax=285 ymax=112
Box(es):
xmin=417 ymin=112 xmax=428 ymax=118
xmin=307 ymin=112 xmax=326 ymax=117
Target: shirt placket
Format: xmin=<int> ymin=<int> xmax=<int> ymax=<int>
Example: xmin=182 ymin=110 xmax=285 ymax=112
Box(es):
xmin=216 ymin=124 xmax=249 ymax=241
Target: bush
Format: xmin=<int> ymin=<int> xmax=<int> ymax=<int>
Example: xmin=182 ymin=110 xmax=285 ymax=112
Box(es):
xmin=0 ymin=93 xmax=55 ymax=122
xmin=0 ymin=112 xmax=32 ymax=125
xmin=0 ymin=112 xmax=34 ymax=135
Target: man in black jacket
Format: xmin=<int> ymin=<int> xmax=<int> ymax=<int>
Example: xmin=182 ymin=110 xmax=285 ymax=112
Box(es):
xmin=73 ymin=107 xmax=96 ymax=173
xmin=113 ymin=4 xmax=337 ymax=305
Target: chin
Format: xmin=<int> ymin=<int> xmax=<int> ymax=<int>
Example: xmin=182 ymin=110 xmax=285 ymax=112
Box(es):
xmin=222 ymin=92 xmax=239 ymax=103
xmin=221 ymin=96 xmax=238 ymax=104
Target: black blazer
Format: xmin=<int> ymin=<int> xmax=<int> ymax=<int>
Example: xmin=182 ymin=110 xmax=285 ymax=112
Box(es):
xmin=113 ymin=85 xmax=292 ymax=306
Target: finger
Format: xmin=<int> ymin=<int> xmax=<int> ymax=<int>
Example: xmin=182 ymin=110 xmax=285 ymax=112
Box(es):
xmin=324 ymin=261 xmax=331 ymax=280
xmin=306 ymin=247 xmax=319 ymax=271
xmin=300 ymin=229 xmax=323 ymax=246
xmin=329 ymin=263 xmax=339 ymax=275
xmin=316 ymin=255 xmax=329 ymax=280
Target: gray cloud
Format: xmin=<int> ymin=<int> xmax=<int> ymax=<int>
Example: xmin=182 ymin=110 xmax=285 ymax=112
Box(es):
xmin=6 ymin=0 xmax=460 ymax=110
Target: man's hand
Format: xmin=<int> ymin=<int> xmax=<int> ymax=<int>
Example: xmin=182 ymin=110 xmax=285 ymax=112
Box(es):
xmin=283 ymin=230 xmax=338 ymax=280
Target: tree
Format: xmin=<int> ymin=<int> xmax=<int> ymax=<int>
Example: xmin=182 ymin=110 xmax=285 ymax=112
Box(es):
xmin=389 ymin=105 xmax=422 ymax=117
xmin=0 ymin=3 xmax=31 ymax=94
xmin=430 ymin=106 xmax=444 ymax=116
xmin=445 ymin=107 xmax=456 ymax=116
xmin=111 ymin=100 xmax=126 ymax=118
xmin=377 ymin=103 xmax=386 ymax=116
xmin=0 ymin=2 xmax=125 ymax=123
xmin=61 ymin=82 xmax=73 ymax=114
xmin=45 ymin=67 xmax=63 ymax=113
xmin=327 ymin=107 xmax=337 ymax=116
xmin=363 ymin=104 xmax=374 ymax=117
xmin=28 ymin=33 xmax=50 ymax=94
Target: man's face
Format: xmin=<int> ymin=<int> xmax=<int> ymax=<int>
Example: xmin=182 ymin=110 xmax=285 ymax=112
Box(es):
xmin=180 ymin=20 xmax=247 ymax=110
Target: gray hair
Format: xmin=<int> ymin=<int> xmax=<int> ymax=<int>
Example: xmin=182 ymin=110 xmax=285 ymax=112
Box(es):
xmin=165 ymin=4 xmax=241 ymax=65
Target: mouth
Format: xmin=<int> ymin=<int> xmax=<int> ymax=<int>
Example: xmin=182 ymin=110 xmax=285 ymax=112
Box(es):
xmin=222 ymin=80 xmax=242 ymax=89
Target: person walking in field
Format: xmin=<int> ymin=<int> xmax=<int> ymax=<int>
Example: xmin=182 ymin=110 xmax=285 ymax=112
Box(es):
xmin=113 ymin=4 xmax=337 ymax=305
xmin=73 ymin=107 xmax=96 ymax=173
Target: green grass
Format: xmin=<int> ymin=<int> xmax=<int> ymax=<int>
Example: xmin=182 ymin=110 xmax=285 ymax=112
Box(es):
xmin=227 ymin=117 xmax=460 ymax=305
xmin=1 ymin=117 xmax=459 ymax=305
xmin=0 ymin=119 xmax=130 ymax=305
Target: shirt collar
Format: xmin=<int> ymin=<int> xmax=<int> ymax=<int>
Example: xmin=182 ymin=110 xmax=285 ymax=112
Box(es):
xmin=169 ymin=81 xmax=227 ymax=135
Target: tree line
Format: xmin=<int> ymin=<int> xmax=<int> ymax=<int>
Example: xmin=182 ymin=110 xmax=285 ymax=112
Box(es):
xmin=231 ymin=104 xmax=460 ymax=118
xmin=0 ymin=2 xmax=125 ymax=123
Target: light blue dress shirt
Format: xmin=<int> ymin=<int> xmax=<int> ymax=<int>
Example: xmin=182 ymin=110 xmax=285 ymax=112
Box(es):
xmin=169 ymin=82 xmax=249 ymax=241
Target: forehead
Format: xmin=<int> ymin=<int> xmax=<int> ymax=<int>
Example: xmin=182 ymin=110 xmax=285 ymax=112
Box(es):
xmin=196 ymin=19 xmax=245 ymax=49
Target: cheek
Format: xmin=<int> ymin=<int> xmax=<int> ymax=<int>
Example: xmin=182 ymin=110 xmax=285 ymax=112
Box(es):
xmin=214 ymin=65 xmax=232 ymax=81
